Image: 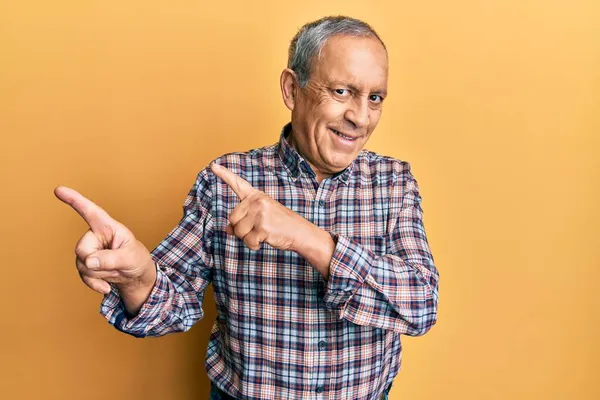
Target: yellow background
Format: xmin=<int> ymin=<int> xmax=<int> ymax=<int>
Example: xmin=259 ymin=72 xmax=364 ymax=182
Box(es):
xmin=1 ymin=1 xmax=598 ymax=399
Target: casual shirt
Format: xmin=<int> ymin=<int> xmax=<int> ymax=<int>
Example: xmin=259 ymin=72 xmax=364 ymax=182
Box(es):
xmin=100 ymin=124 xmax=439 ymax=400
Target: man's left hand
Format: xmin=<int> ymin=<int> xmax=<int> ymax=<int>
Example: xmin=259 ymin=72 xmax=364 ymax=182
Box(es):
xmin=211 ymin=163 xmax=312 ymax=252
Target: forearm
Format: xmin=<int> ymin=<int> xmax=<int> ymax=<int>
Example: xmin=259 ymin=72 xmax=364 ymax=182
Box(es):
xmin=322 ymin=234 xmax=439 ymax=335
xmin=117 ymin=264 xmax=157 ymax=318
xmin=101 ymin=263 xmax=210 ymax=338
xmin=293 ymin=222 xmax=336 ymax=280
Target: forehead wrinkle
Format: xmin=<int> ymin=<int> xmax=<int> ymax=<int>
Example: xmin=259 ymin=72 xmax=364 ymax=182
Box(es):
xmin=308 ymin=37 xmax=388 ymax=99
xmin=312 ymin=36 xmax=386 ymax=76
xmin=318 ymin=58 xmax=388 ymax=93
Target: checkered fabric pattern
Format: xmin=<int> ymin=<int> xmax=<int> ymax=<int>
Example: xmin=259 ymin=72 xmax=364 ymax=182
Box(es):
xmin=100 ymin=124 xmax=439 ymax=400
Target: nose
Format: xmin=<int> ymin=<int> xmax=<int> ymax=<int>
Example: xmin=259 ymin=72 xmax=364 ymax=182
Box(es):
xmin=344 ymin=96 xmax=369 ymax=129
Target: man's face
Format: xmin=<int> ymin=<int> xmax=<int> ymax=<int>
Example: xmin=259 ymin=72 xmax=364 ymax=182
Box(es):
xmin=289 ymin=35 xmax=388 ymax=179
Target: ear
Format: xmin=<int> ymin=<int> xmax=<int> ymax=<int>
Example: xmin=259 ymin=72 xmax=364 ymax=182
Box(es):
xmin=280 ymin=68 xmax=298 ymax=111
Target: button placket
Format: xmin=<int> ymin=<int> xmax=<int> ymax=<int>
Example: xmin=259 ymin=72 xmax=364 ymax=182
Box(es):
xmin=312 ymin=178 xmax=335 ymax=398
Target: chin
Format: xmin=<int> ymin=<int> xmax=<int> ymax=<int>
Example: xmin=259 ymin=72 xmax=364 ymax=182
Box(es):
xmin=326 ymin=155 xmax=355 ymax=171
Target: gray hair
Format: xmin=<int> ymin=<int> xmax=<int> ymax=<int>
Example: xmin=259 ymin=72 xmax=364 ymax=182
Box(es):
xmin=288 ymin=16 xmax=386 ymax=88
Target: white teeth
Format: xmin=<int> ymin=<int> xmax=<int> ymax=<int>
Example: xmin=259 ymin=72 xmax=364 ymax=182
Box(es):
xmin=333 ymin=129 xmax=354 ymax=140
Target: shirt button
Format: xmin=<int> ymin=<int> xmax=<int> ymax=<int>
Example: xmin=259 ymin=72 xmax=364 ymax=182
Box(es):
xmin=318 ymin=340 xmax=326 ymax=349
xmin=316 ymin=386 xmax=324 ymax=394
xmin=318 ymin=200 xmax=325 ymax=207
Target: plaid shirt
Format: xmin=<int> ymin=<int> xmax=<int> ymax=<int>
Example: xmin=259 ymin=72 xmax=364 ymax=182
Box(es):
xmin=100 ymin=124 xmax=439 ymax=400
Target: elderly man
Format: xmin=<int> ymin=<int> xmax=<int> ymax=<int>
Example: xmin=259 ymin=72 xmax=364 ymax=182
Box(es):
xmin=55 ymin=16 xmax=439 ymax=400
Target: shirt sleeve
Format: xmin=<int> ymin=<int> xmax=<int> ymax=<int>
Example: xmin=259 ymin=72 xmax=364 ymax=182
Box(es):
xmin=322 ymin=166 xmax=439 ymax=336
xmin=99 ymin=169 xmax=214 ymax=338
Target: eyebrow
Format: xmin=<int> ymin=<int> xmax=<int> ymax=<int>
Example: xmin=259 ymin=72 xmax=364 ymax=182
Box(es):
xmin=331 ymin=81 xmax=388 ymax=97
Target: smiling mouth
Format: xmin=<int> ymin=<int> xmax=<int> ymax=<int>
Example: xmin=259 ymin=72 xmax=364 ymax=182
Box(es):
xmin=330 ymin=128 xmax=358 ymax=141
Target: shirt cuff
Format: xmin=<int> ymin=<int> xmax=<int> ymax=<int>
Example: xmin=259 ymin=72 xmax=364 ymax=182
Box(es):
xmin=99 ymin=263 xmax=170 ymax=338
xmin=322 ymin=234 xmax=374 ymax=314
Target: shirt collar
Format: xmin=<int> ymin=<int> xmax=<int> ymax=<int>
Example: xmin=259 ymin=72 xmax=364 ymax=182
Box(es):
xmin=277 ymin=123 xmax=355 ymax=184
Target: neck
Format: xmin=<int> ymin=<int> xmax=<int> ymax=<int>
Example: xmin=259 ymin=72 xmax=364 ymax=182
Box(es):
xmin=286 ymin=131 xmax=330 ymax=183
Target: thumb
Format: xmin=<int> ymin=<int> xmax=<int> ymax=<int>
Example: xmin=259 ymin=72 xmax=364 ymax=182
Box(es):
xmin=86 ymin=248 xmax=132 ymax=271
xmin=54 ymin=186 xmax=118 ymax=235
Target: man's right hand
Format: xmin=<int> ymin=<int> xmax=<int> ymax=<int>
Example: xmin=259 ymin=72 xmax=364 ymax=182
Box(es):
xmin=54 ymin=186 xmax=157 ymax=315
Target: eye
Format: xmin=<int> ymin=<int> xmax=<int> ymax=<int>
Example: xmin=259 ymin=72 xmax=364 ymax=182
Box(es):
xmin=369 ymin=94 xmax=384 ymax=104
xmin=334 ymin=88 xmax=349 ymax=96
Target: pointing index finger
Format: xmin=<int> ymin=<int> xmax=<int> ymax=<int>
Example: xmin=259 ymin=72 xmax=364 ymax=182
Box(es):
xmin=211 ymin=163 xmax=255 ymax=200
xmin=54 ymin=186 xmax=116 ymax=233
